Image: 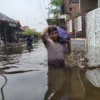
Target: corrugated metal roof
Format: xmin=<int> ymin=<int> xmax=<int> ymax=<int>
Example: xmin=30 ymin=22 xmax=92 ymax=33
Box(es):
xmin=0 ymin=13 xmax=15 ymax=23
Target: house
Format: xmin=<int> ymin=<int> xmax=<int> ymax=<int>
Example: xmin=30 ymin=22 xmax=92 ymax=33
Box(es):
xmin=64 ymin=0 xmax=80 ymax=18
xmin=49 ymin=0 xmax=80 ymax=30
xmin=64 ymin=0 xmax=99 ymax=18
xmin=0 ymin=13 xmax=21 ymax=44
xmin=14 ymin=20 xmax=21 ymax=42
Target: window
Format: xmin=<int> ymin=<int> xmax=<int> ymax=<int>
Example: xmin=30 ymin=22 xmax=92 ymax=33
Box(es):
xmin=69 ymin=0 xmax=79 ymax=4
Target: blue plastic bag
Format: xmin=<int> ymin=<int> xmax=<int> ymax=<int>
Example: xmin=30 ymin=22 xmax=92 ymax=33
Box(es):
xmin=57 ymin=27 xmax=70 ymax=44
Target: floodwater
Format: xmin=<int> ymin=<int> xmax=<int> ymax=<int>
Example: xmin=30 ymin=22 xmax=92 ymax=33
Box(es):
xmin=0 ymin=41 xmax=100 ymax=100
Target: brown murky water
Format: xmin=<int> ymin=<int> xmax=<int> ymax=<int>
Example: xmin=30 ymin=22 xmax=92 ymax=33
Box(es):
xmin=0 ymin=41 xmax=100 ymax=100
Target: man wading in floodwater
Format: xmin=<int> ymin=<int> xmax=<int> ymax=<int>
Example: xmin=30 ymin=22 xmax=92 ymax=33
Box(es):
xmin=41 ymin=25 xmax=71 ymax=69
xmin=26 ymin=35 xmax=34 ymax=52
xmin=41 ymin=25 xmax=71 ymax=100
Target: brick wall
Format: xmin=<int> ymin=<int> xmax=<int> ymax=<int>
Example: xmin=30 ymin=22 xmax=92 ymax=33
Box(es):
xmin=64 ymin=0 xmax=80 ymax=17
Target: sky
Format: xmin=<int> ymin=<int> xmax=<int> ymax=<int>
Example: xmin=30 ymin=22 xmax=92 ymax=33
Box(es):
xmin=0 ymin=0 xmax=51 ymax=32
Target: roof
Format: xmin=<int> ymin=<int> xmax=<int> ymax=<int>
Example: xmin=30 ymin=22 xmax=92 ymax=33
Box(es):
xmin=0 ymin=13 xmax=16 ymax=23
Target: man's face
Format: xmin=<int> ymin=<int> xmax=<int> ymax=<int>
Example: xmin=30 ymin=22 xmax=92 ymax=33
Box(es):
xmin=49 ymin=30 xmax=58 ymax=41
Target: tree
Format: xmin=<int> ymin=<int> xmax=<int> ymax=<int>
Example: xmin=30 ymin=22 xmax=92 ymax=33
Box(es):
xmin=49 ymin=0 xmax=64 ymax=7
xmin=49 ymin=0 xmax=64 ymax=17
xmin=21 ymin=29 xmax=40 ymax=39
xmin=47 ymin=0 xmax=64 ymax=26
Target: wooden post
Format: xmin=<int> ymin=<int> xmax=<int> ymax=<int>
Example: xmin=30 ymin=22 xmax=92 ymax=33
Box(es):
xmin=4 ymin=26 xmax=7 ymax=53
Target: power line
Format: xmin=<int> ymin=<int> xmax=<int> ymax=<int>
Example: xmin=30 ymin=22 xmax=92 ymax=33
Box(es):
xmin=43 ymin=0 xmax=46 ymax=8
xmin=38 ymin=0 xmax=47 ymax=19
xmin=43 ymin=0 xmax=49 ymax=18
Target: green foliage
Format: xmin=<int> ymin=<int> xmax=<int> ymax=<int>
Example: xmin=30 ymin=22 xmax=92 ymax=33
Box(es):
xmin=47 ymin=18 xmax=60 ymax=25
xmin=49 ymin=0 xmax=64 ymax=7
xmin=49 ymin=0 xmax=64 ymax=18
xmin=33 ymin=31 xmax=40 ymax=39
xmin=49 ymin=8 xmax=59 ymax=17
xmin=47 ymin=0 xmax=65 ymax=29
xmin=21 ymin=29 xmax=40 ymax=39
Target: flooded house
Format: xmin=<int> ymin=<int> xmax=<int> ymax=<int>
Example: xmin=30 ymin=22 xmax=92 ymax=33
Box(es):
xmin=0 ymin=13 xmax=21 ymax=44
xmin=64 ymin=0 xmax=99 ymax=17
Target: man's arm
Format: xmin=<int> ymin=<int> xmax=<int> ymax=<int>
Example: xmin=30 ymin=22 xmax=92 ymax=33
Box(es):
xmin=41 ymin=26 xmax=50 ymax=44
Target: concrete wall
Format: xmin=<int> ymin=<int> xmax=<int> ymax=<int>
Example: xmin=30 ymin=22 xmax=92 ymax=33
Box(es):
xmin=80 ymin=0 xmax=98 ymax=13
xmin=87 ymin=7 xmax=100 ymax=67
xmin=71 ymin=39 xmax=86 ymax=51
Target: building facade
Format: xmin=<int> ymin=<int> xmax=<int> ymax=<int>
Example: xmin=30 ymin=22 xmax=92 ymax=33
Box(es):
xmin=64 ymin=0 xmax=100 ymax=18
xmin=64 ymin=0 xmax=80 ymax=18
xmin=80 ymin=0 xmax=98 ymax=13
xmin=0 ymin=13 xmax=21 ymax=44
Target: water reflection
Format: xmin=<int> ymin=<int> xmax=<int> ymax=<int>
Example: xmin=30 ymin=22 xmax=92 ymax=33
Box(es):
xmin=86 ymin=68 xmax=100 ymax=87
xmin=0 ymin=74 xmax=7 ymax=100
xmin=44 ymin=67 xmax=85 ymax=100
xmin=44 ymin=68 xmax=70 ymax=100
xmin=1 ymin=42 xmax=100 ymax=100
xmin=3 ymin=45 xmax=23 ymax=55
xmin=27 ymin=45 xmax=33 ymax=52
xmin=0 ymin=67 xmax=33 ymax=100
xmin=0 ymin=42 xmax=45 ymax=100
xmin=80 ymin=68 xmax=100 ymax=100
xmin=0 ymin=45 xmax=23 ymax=62
xmin=70 ymin=67 xmax=85 ymax=100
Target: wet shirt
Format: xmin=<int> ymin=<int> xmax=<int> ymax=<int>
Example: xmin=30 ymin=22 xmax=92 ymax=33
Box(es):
xmin=45 ymin=39 xmax=67 ymax=67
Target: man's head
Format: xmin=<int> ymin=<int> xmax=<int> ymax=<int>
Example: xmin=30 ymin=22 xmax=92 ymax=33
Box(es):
xmin=48 ymin=26 xmax=58 ymax=42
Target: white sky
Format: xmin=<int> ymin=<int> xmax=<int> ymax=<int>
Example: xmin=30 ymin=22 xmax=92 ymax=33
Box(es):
xmin=0 ymin=0 xmax=51 ymax=32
